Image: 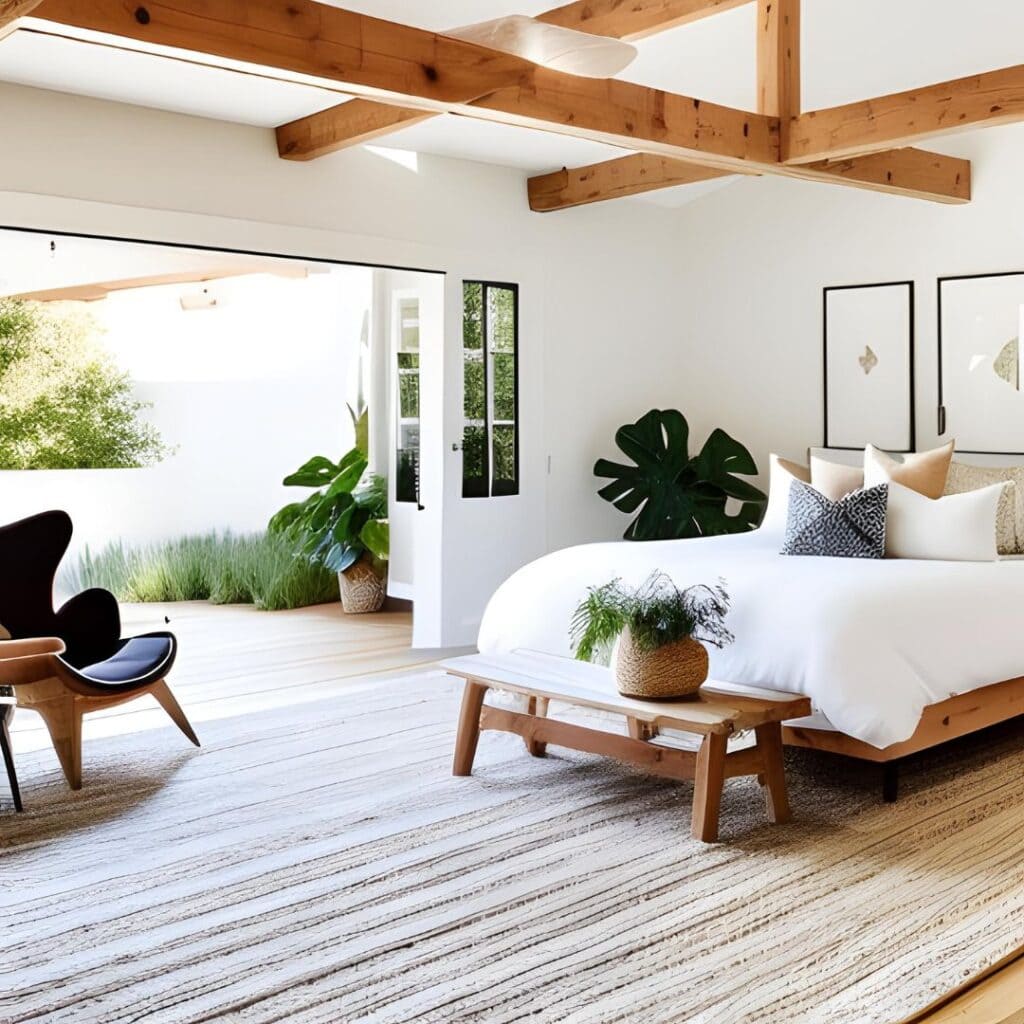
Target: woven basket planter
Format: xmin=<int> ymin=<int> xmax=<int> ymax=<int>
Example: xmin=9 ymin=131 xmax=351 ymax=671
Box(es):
xmin=615 ymin=629 xmax=709 ymax=700
xmin=338 ymin=557 xmax=387 ymax=614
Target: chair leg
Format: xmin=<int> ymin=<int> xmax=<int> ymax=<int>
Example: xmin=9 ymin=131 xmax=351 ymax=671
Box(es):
xmin=33 ymin=696 xmax=82 ymax=791
xmin=1 ymin=713 xmax=23 ymax=812
xmin=150 ymin=680 xmax=200 ymax=747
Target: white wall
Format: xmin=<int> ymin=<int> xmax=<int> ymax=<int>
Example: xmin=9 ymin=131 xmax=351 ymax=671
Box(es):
xmin=664 ymin=125 xmax=1024 ymax=492
xmin=0 ymin=82 xmax=694 ymax=640
xmin=0 ymin=258 xmax=372 ymax=555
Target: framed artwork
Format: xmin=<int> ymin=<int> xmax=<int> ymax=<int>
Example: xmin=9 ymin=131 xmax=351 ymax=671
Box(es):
xmin=823 ymin=281 xmax=915 ymax=452
xmin=938 ymin=271 xmax=1024 ymax=454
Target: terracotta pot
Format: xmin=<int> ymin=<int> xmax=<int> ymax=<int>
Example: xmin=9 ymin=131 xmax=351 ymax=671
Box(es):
xmin=615 ymin=629 xmax=708 ymax=700
xmin=338 ymin=556 xmax=387 ymax=614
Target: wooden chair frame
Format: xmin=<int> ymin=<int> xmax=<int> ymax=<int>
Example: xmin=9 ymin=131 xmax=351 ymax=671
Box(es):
xmin=0 ymin=637 xmax=199 ymax=792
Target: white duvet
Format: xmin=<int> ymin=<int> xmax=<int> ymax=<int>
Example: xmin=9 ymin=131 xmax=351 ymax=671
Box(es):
xmin=477 ymin=529 xmax=1024 ymax=748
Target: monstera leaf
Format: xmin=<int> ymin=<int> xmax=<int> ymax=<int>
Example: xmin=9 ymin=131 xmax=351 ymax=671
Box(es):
xmin=594 ymin=409 xmax=767 ymax=541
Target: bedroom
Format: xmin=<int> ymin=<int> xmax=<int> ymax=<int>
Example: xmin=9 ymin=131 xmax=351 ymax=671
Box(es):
xmin=1 ymin=1 xmax=1024 ymax=1022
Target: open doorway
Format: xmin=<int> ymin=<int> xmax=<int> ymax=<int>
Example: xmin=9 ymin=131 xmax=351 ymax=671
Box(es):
xmin=0 ymin=227 xmax=443 ymax=646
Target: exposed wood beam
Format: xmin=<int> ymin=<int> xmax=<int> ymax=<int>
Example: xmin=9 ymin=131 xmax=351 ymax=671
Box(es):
xmin=794 ymin=148 xmax=970 ymax=203
xmin=530 ymin=144 xmax=970 ymax=211
xmin=756 ymin=0 xmax=799 ymax=118
xmin=277 ymin=0 xmax=757 ymax=157
xmin=28 ymin=0 xmax=535 ymax=107
xmin=278 ymin=100 xmax=431 ymax=160
xmin=537 ymin=0 xmax=754 ymax=42
xmin=24 ymin=0 xmax=969 ymax=203
xmin=786 ymin=64 xmax=1024 ymax=164
xmin=0 ymin=0 xmax=44 ymax=27
xmin=528 ymin=154 xmax=737 ymax=211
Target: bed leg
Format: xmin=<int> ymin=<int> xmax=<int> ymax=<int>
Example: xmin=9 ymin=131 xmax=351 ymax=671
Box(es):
xmin=882 ymin=761 xmax=899 ymax=804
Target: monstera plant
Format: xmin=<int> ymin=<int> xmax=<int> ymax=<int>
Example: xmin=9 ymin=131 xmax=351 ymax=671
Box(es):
xmin=594 ymin=409 xmax=767 ymax=541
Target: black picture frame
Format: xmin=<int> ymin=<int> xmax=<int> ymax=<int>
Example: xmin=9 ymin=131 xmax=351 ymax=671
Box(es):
xmin=937 ymin=270 xmax=1024 ymax=455
xmin=823 ymin=280 xmax=916 ymax=453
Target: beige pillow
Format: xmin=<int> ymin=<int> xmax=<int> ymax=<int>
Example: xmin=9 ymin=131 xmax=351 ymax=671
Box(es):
xmin=810 ymin=455 xmax=864 ymax=501
xmin=944 ymin=462 xmax=1024 ymax=554
xmin=864 ymin=441 xmax=955 ymax=500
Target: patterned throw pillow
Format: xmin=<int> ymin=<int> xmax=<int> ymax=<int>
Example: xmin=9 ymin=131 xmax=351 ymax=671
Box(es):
xmin=782 ymin=480 xmax=888 ymax=558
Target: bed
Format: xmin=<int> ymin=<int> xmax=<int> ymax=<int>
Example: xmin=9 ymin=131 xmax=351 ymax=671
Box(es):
xmin=477 ymin=528 xmax=1024 ymax=797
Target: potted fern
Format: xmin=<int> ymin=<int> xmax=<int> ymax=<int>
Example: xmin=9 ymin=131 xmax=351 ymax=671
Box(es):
xmin=570 ymin=572 xmax=733 ymax=699
xmin=269 ymin=447 xmax=389 ymax=613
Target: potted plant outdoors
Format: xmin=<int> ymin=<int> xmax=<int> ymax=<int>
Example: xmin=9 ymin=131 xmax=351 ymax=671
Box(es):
xmin=269 ymin=447 xmax=390 ymax=614
xmin=570 ymin=572 xmax=734 ymax=700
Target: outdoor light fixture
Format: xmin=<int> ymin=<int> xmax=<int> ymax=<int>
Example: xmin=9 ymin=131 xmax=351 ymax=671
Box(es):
xmin=448 ymin=15 xmax=637 ymax=78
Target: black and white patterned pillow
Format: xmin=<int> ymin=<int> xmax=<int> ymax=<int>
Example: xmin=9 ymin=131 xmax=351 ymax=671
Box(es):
xmin=782 ymin=480 xmax=888 ymax=558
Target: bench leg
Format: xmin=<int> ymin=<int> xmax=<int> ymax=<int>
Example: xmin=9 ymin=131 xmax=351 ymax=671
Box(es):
xmin=755 ymin=722 xmax=791 ymax=824
xmin=525 ymin=696 xmax=549 ymax=757
xmin=453 ymin=681 xmax=488 ymax=777
xmin=691 ymin=732 xmax=727 ymax=842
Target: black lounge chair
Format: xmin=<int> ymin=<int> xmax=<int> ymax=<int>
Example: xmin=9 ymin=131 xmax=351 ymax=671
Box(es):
xmin=0 ymin=510 xmax=199 ymax=794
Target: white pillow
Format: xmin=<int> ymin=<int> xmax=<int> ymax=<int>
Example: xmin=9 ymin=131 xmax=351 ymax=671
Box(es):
xmin=760 ymin=454 xmax=810 ymax=534
xmin=885 ymin=481 xmax=1006 ymax=561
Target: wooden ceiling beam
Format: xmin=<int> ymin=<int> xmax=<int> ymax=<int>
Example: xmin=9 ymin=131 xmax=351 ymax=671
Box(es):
xmin=529 ymin=143 xmax=969 ymax=212
xmin=756 ymin=0 xmax=799 ymax=119
xmin=536 ymin=0 xmax=754 ymax=42
xmin=785 ymin=64 xmax=1024 ymax=164
xmin=277 ymin=0 xmax=757 ymax=158
xmin=278 ymin=100 xmax=432 ymax=160
xmin=528 ymin=154 xmax=739 ymax=211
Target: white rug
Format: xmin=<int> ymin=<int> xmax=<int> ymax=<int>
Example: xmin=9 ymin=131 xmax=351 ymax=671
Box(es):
xmin=3 ymin=670 xmax=1024 ymax=1024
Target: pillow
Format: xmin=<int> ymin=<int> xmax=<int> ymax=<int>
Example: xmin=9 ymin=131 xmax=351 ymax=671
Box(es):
xmin=864 ymin=440 xmax=954 ymax=499
xmin=810 ymin=454 xmax=864 ymax=500
xmin=944 ymin=462 xmax=1024 ymax=554
xmin=885 ymin=480 xmax=1005 ymax=561
xmin=760 ymin=454 xmax=811 ymax=534
xmin=782 ymin=480 xmax=888 ymax=559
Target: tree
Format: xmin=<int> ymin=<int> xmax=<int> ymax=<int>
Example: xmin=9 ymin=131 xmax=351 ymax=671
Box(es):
xmin=0 ymin=299 xmax=170 ymax=470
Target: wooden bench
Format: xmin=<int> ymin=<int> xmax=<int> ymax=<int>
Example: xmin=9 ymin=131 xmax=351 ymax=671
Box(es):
xmin=442 ymin=651 xmax=811 ymax=842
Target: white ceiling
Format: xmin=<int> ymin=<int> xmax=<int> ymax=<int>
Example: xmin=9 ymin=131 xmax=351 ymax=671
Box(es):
xmin=2 ymin=1 xmax=1023 ymax=208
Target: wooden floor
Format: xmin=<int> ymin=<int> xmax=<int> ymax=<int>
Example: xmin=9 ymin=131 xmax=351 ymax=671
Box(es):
xmin=4 ymin=601 xmax=1022 ymax=1023
xmin=9 ymin=600 xmax=438 ymax=756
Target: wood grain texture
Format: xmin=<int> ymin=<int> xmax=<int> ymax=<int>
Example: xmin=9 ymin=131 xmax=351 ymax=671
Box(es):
xmin=786 ymin=64 xmax=1024 ymax=163
xmin=528 ymin=153 xmax=736 ymax=211
xmin=0 ymin=0 xmax=44 ymax=29
xmin=537 ymin=0 xmax=754 ymax=41
xmin=277 ymin=99 xmax=433 ymax=160
xmin=757 ymin=0 xmax=800 ymax=123
xmin=784 ymin=673 xmax=1024 ymax=763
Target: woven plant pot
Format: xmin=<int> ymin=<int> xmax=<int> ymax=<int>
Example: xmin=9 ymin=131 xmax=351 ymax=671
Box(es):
xmin=338 ymin=556 xmax=387 ymax=614
xmin=615 ymin=629 xmax=709 ymax=700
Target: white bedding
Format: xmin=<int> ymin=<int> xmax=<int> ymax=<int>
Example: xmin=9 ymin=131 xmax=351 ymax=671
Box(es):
xmin=477 ymin=529 xmax=1024 ymax=748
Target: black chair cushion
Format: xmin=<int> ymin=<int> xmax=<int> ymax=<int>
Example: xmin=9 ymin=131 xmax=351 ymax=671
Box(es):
xmin=73 ymin=632 xmax=176 ymax=691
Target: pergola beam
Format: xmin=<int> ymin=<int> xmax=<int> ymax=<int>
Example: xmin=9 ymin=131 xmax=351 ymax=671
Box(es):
xmin=537 ymin=0 xmax=754 ymax=42
xmin=528 ymin=154 xmax=739 ymax=211
xmin=786 ymin=64 xmax=1024 ymax=164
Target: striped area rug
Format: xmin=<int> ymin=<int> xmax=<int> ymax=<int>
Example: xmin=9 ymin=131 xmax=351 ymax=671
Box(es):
xmin=3 ymin=670 xmax=1024 ymax=1024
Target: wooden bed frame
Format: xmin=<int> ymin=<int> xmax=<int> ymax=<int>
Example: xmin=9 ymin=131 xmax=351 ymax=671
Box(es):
xmin=782 ymin=674 xmax=1024 ymax=801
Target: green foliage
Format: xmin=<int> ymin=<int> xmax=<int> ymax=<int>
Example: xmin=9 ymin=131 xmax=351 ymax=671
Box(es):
xmin=63 ymin=532 xmax=339 ymax=611
xmin=269 ymin=448 xmax=389 ymax=575
xmin=594 ymin=409 xmax=766 ymax=541
xmin=570 ymin=573 xmax=734 ymax=664
xmin=0 ymin=299 xmax=170 ymax=469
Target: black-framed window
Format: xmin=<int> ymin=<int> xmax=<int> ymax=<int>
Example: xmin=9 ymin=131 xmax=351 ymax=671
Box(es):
xmin=395 ymin=295 xmax=421 ymax=503
xmin=462 ymin=281 xmax=519 ymax=498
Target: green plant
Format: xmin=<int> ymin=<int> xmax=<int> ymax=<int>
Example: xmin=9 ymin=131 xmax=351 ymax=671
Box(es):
xmin=594 ymin=409 xmax=766 ymax=541
xmin=570 ymin=572 xmax=733 ymax=664
xmin=63 ymin=532 xmax=339 ymax=611
xmin=0 ymin=299 xmax=170 ymax=469
xmin=268 ymin=448 xmax=389 ymax=575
